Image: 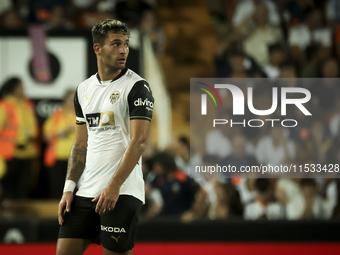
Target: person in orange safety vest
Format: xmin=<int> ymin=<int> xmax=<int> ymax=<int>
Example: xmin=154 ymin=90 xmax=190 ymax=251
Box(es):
xmin=0 ymin=77 xmax=39 ymax=199
xmin=43 ymin=90 xmax=76 ymax=199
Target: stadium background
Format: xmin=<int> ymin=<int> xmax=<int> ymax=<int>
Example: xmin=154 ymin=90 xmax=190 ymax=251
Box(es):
xmin=1 ymin=0 xmax=340 ymax=254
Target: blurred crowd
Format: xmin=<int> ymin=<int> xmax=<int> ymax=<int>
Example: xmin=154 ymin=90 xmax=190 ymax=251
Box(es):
xmin=0 ymin=0 xmax=165 ymax=54
xmin=1 ymin=0 xmax=340 ymax=222
xmin=212 ymin=0 xmax=340 ymax=79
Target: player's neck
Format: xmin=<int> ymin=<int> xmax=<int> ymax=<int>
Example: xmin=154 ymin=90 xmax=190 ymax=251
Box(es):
xmin=97 ymin=65 xmax=122 ymax=81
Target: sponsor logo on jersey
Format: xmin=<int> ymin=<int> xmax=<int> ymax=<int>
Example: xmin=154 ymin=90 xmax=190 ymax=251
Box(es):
xmin=134 ymin=98 xmax=153 ymax=108
xmin=86 ymin=111 xmax=116 ymax=131
xmin=101 ymin=225 xmax=126 ymax=233
xmin=110 ymin=91 xmax=120 ymax=104
xmin=144 ymin=84 xmax=150 ymax=92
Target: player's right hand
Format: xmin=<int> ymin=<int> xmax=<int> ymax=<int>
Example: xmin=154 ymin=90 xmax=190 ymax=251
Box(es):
xmin=58 ymin=192 xmax=73 ymax=225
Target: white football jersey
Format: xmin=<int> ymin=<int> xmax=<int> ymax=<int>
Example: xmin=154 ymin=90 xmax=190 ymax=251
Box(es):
xmin=74 ymin=68 xmax=154 ymax=203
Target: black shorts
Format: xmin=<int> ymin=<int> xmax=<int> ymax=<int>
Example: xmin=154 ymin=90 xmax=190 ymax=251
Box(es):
xmin=58 ymin=195 xmax=142 ymax=253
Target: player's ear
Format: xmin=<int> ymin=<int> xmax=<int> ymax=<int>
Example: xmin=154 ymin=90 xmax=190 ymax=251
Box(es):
xmin=93 ymin=43 xmax=101 ymax=55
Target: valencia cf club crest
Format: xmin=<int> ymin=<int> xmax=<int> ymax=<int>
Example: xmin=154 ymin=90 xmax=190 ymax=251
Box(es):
xmin=110 ymin=91 xmax=120 ymax=104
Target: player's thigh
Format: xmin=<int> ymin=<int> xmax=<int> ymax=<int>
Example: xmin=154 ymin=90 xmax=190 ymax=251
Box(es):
xmin=56 ymin=238 xmax=92 ymax=255
xmin=100 ymin=195 xmax=142 ymax=254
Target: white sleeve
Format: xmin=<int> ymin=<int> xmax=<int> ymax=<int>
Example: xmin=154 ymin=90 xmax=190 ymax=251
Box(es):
xmin=313 ymin=29 xmax=332 ymax=47
xmin=148 ymin=189 xmax=164 ymax=207
xmin=330 ymin=114 xmax=340 ymax=137
xmin=244 ymin=203 xmax=255 ymax=220
xmin=287 ymin=140 xmax=296 ymax=160
xmin=266 ymin=203 xmax=285 ymax=220
xmin=286 ymin=196 xmax=304 ymax=220
xmin=232 ymin=0 xmax=254 ymax=25
xmin=288 ymin=27 xmax=310 ymax=49
xmin=255 ymin=137 xmax=266 ymax=164
xmin=205 ymin=131 xmax=216 ymax=155
xmin=265 ymin=0 xmax=281 ymax=25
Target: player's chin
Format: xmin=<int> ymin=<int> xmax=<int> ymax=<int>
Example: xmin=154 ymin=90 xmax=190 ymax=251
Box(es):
xmin=115 ymin=62 xmax=126 ymax=69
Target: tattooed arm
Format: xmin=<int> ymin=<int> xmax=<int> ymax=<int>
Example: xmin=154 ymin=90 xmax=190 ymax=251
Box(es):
xmin=58 ymin=124 xmax=88 ymax=225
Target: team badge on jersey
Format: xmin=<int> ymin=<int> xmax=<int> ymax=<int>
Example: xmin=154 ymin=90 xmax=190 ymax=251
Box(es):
xmin=110 ymin=91 xmax=120 ymax=104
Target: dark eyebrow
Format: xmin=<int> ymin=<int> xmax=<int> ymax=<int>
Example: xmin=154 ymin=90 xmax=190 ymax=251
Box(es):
xmin=110 ymin=39 xmax=130 ymax=42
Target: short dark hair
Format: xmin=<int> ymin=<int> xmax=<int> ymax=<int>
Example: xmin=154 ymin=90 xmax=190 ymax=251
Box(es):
xmin=300 ymin=178 xmax=316 ymax=188
xmin=153 ymin=152 xmax=177 ymax=172
xmin=0 ymin=77 xmax=21 ymax=99
xmin=91 ymin=19 xmax=130 ymax=45
xmin=268 ymin=43 xmax=284 ymax=54
xmin=255 ymin=178 xmax=270 ymax=193
xmin=178 ymin=136 xmax=189 ymax=150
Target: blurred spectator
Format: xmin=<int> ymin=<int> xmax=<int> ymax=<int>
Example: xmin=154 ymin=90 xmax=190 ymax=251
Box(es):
xmin=326 ymin=127 xmax=340 ymax=179
xmin=215 ymin=41 xmax=262 ymax=78
xmin=288 ymin=9 xmax=332 ymax=63
xmin=320 ymin=58 xmax=339 ymax=78
xmin=220 ymin=134 xmax=257 ymax=178
xmin=140 ymin=10 xmax=166 ymax=55
xmin=71 ymin=0 xmax=98 ymax=10
xmin=329 ymin=108 xmax=340 ymax=138
xmin=285 ymin=0 xmax=316 ymax=25
xmin=244 ymin=178 xmax=284 ymax=220
xmin=232 ymin=0 xmax=280 ymax=27
xmin=262 ymin=44 xmax=286 ymax=79
xmin=115 ymin=0 xmax=152 ymax=28
xmin=243 ymin=3 xmax=283 ymax=67
xmin=319 ymin=179 xmax=338 ymax=219
xmin=1 ymin=8 xmax=25 ymax=30
xmin=275 ymin=178 xmax=302 ymax=206
xmin=146 ymin=152 xmax=199 ymax=216
xmin=170 ymin=136 xmax=190 ymax=175
xmin=179 ymin=155 xmax=221 ymax=222
xmin=297 ymin=119 xmax=332 ymax=165
xmin=311 ymin=62 xmax=340 ymax=113
xmin=229 ymin=51 xmax=249 ymax=78
xmin=287 ymin=102 xmax=313 ymax=145
xmin=332 ymin=179 xmax=340 ymax=218
xmin=45 ymin=5 xmax=74 ymax=30
xmin=300 ymin=45 xmax=321 ymax=77
xmin=286 ymin=179 xmax=324 ymax=219
xmin=75 ymin=1 xmax=116 ymax=29
xmin=0 ymin=77 xmax=39 ymax=199
xmin=205 ymin=111 xmax=232 ymax=158
xmin=279 ymin=59 xmax=298 ymax=78
xmin=236 ymin=178 xmax=257 ymax=206
xmin=335 ymin=24 xmax=340 ymax=62
xmin=28 ymin=0 xmax=67 ymax=24
xmin=0 ymin=0 xmax=12 ymax=14
xmin=180 ymin=183 xmax=209 ymax=222
xmin=43 ymin=90 xmax=75 ymax=199
xmin=208 ymin=182 xmax=243 ymax=220
xmin=255 ymin=125 xmax=296 ymax=167
xmin=326 ymin=0 xmax=340 ymax=29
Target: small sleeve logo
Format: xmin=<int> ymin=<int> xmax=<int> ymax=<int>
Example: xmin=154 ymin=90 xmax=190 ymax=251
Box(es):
xmin=144 ymin=84 xmax=150 ymax=92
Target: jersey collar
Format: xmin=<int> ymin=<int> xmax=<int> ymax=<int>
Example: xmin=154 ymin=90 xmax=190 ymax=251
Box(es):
xmin=96 ymin=68 xmax=128 ymax=84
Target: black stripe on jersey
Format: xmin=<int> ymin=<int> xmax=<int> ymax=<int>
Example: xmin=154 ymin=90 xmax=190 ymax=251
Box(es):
xmin=76 ymin=120 xmax=86 ymax=125
xmin=130 ymin=116 xmax=152 ymax=121
xmin=128 ymin=80 xmax=154 ymax=122
xmin=74 ymin=87 xmax=85 ymax=124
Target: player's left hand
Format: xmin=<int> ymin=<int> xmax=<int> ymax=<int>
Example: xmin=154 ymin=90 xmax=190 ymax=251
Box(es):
xmin=92 ymin=184 xmax=120 ymax=214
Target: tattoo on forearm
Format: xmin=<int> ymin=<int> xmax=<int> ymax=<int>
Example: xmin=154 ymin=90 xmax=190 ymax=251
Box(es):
xmin=66 ymin=144 xmax=87 ymax=183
